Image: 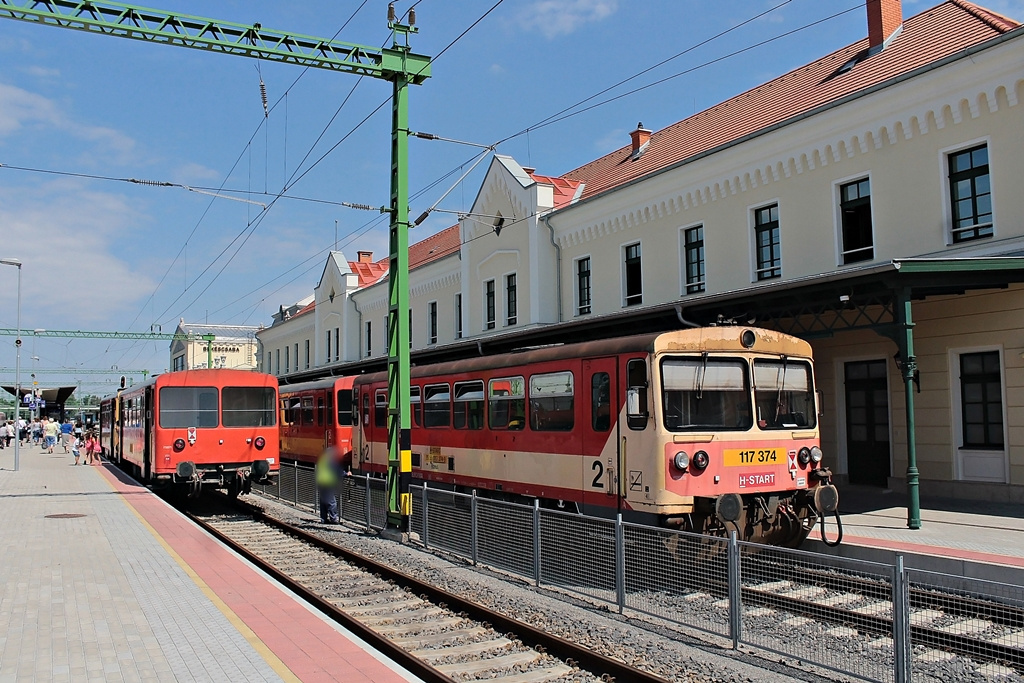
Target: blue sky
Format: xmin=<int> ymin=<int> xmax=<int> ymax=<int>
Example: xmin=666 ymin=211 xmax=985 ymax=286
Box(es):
xmin=1 ymin=0 xmax=1022 ymax=394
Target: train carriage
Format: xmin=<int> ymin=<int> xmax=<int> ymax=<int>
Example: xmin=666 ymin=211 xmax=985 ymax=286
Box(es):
xmin=352 ymin=326 xmax=839 ymax=546
xmin=100 ymin=369 xmax=279 ymax=496
xmin=278 ymin=376 xmax=355 ymax=466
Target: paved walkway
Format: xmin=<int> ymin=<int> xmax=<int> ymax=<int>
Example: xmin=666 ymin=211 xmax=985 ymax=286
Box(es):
xmin=0 ymin=442 xmax=420 ymax=683
xmin=805 ymin=485 xmax=1024 ymax=578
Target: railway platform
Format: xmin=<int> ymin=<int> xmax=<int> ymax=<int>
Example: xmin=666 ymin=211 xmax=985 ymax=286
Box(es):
xmin=804 ymin=484 xmax=1024 ymax=584
xmin=0 ymin=443 xmax=421 ymax=683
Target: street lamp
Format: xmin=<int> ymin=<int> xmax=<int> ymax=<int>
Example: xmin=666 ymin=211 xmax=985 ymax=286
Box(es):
xmin=0 ymin=257 xmax=22 ymax=472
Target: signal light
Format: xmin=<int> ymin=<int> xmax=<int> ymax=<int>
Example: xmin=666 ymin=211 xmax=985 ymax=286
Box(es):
xmin=254 ymin=436 xmax=266 ymax=450
xmin=173 ymin=438 xmax=186 ymax=452
xmin=798 ymin=447 xmax=811 ymax=465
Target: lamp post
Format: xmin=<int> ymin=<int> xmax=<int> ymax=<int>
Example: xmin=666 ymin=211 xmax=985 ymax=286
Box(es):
xmin=0 ymin=257 xmax=22 ymax=472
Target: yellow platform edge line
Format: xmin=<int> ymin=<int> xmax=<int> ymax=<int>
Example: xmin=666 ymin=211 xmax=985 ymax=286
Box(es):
xmin=102 ymin=471 xmax=301 ymax=683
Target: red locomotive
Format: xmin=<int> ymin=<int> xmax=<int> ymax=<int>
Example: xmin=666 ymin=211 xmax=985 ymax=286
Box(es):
xmin=352 ymin=327 xmax=839 ymax=546
xmin=100 ymin=369 xmax=279 ymax=496
xmin=278 ymin=376 xmax=355 ymax=467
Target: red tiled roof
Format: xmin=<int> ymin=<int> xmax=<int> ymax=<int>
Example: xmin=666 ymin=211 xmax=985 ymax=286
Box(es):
xmin=349 ymin=259 xmax=388 ymax=287
xmin=292 ymin=300 xmax=315 ymax=318
xmin=530 ymin=172 xmax=583 ymax=209
xmin=561 ymin=1 xmax=1019 ymax=202
xmin=357 ymin=225 xmax=461 ymax=288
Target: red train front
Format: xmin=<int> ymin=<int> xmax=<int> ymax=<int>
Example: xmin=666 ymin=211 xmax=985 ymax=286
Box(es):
xmin=102 ymin=369 xmax=279 ymax=496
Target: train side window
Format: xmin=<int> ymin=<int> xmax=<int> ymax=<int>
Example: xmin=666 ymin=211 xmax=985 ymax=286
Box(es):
xmin=530 ymin=371 xmax=574 ymax=432
xmin=317 ymin=397 xmax=325 ymax=426
xmin=626 ymin=358 xmax=648 ymax=431
xmin=337 ymin=389 xmax=353 ymax=427
xmin=302 ymin=397 xmax=314 ymax=425
xmin=374 ymin=390 xmax=388 ymax=428
xmin=488 ymin=376 xmax=525 ymax=430
xmin=591 ymin=372 xmax=611 ymax=432
xmin=361 ymin=392 xmax=369 ymax=426
xmin=424 ymin=384 xmax=451 ymax=428
xmin=326 ymin=391 xmax=334 ymax=426
xmin=410 ymin=386 xmax=422 ymax=427
xmin=279 ymin=399 xmax=290 ymax=426
xmin=453 ymin=381 xmax=484 ymax=430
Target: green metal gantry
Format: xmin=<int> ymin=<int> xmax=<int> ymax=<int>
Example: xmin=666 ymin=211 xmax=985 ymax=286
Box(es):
xmin=0 ymin=0 xmax=430 ymax=529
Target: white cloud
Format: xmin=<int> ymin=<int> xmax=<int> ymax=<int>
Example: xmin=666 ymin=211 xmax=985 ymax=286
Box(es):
xmin=0 ymin=82 xmax=136 ymax=162
xmin=518 ymin=0 xmax=618 ymax=39
xmin=170 ymin=162 xmax=223 ymax=185
xmin=24 ymin=66 xmax=60 ymax=79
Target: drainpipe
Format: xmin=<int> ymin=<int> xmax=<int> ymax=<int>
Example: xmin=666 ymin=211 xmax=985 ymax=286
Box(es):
xmin=895 ymin=288 xmax=921 ymax=530
xmin=542 ymin=213 xmax=563 ymax=323
xmin=352 ymin=295 xmax=364 ymax=361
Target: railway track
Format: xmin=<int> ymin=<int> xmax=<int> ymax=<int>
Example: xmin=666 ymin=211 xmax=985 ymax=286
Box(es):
xmin=186 ymin=497 xmax=669 ymax=683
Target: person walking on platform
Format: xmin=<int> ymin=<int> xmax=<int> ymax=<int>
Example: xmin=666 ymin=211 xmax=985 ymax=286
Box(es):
xmin=72 ymin=434 xmax=81 ymax=465
xmin=83 ymin=431 xmax=98 ymax=465
xmin=43 ymin=418 xmax=59 ymax=453
xmin=316 ymin=446 xmax=348 ymax=524
xmin=18 ymin=417 xmax=27 ymax=446
xmin=31 ymin=419 xmax=41 ymax=446
xmin=60 ymin=419 xmax=73 ymax=453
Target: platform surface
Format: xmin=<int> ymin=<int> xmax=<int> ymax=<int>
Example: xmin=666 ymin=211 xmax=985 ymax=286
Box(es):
xmin=805 ymin=485 xmax=1024 ymax=581
xmin=0 ymin=442 xmax=420 ymax=683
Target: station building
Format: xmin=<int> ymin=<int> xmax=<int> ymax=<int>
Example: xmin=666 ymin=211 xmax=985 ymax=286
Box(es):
xmin=169 ymin=320 xmax=260 ymax=372
xmin=258 ymin=0 xmax=1024 ymax=503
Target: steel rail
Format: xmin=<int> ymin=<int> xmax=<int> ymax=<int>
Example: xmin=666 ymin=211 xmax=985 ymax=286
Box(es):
xmin=229 ymin=498 xmax=670 ymax=683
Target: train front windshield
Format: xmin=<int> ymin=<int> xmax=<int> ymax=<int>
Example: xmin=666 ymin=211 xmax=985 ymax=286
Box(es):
xmin=222 ymin=387 xmax=277 ymax=427
xmin=661 ymin=358 xmax=752 ymax=431
xmin=752 ymin=359 xmax=816 ymax=429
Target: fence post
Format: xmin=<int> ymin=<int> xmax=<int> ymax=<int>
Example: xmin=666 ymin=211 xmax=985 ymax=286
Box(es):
xmin=471 ymin=489 xmax=478 ymax=566
xmin=727 ymin=530 xmax=742 ymax=650
xmin=533 ymin=498 xmax=541 ymax=587
xmin=293 ymin=462 xmax=299 ymax=506
xmin=615 ymin=513 xmax=625 ymax=614
xmin=365 ymin=474 xmax=371 ymax=533
xmin=421 ymin=483 xmax=429 ymax=549
xmin=893 ymin=554 xmax=911 ymax=683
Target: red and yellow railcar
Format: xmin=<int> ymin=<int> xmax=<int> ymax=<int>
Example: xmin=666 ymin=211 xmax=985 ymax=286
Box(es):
xmin=278 ymin=376 xmax=355 ymax=466
xmin=100 ymin=369 xmax=279 ymax=496
xmin=352 ymin=327 xmax=838 ymax=545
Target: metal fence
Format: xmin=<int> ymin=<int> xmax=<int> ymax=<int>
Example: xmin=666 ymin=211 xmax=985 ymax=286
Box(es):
xmin=255 ymin=462 xmax=1024 ymax=683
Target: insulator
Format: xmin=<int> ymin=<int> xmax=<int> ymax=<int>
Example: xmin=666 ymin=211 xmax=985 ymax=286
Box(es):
xmin=408 ymin=7 xmax=416 ymax=25
xmin=387 ymin=2 xmax=396 ymax=22
xmin=260 ymin=79 xmax=268 ymax=117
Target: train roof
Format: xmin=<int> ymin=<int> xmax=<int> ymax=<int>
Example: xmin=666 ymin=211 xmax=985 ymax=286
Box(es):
xmin=277 ymin=375 xmax=353 ymax=395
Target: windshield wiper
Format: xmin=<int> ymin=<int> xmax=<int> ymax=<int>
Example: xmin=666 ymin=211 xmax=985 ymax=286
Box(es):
xmin=774 ymin=355 xmax=788 ymax=423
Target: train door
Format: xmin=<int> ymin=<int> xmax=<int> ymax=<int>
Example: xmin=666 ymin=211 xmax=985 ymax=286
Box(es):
xmin=582 ymin=357 xmax=618 ymax=512
xmin=144 ymin=387 xmax=154 ymax=481
xmin=325 ymin=390 xmax=334 ymax=449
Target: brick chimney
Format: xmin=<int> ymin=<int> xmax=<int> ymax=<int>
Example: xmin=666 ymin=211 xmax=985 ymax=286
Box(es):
xmin=630 ymin=122 xmax=652 ymax=159
xmin=357 ymin=250 xmax=373 ymax=263
xmin=867 ymin=0 xmax=902 ymax=50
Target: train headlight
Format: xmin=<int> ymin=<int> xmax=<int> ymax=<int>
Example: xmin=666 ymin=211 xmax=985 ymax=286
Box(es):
xmin=254 ymin=436 xmax=266 ymax=450
xmin=810 ymin=446 xmax=823 ymax=463
xmin=692 ymin=450 xmax=710 ymax=471
xmin=798 ymin=447 xmax=811 ymax=465
xmin=673 ymin=451 xmax=690 ymax=471
xmin=173 ymin=438 xmax=186 ymax=452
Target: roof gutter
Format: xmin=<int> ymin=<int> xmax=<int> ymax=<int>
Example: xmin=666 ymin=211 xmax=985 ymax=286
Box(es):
xmin=551 ymin=26 xmax=1024 ymax=217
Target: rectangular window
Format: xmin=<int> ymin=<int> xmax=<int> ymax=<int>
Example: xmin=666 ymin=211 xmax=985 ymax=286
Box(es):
xmin=284 ymin=346 xmax=289 ymax=374
xmin=423 ymin=383 xmax=451 ymax=428
xmin=683 ymin=226 xmax=705 ymax=294
xmin=301 ymin=396 xmax=314 ymax=425
xmin=960 ymin=351 xmax=1003 ymax=448
xmin=365 ymin=321 xmax=372 ymax=357
xmin=485 ymin=280 xmax=496 ymax=330
xmin=754 ymin=204 xmax=781 ymax=280
xmin=624 ymin=243 xmax=642 ymax=306
xmin=455 ymin=293 xmax=463 ymax=339
xmin=753 ymin=359 xmax=816 ymax=429
xmin=275 ymin=349 xmax=280 ymax=375
xmin=410 ymin=386 xmax=421 ymax=427
xmin=661 ymin=358 xmax=751 ymax=431
xmin=334 ymin=328 xmax=340 ymax=361
xmin=591 ymin=372 xmax=611 ymax=432
xmin=336 ymin=389 xmax=352 ymax=426
xmin=576 ymin=257 xmax=591 ymax=315
xmin=428 ymin=301 xmax=437 ymax=345
xmin=159 ymin=386 xmax=218 ymax=428
xmin=453 ymin=380 xmax=484 ymax=430
xmin=949 ymin=144 xmax=992 ymax=243
xmin=374 ymin=389 xmax=388 ymax=428
xmin=840 ymin=179 xmax=873 ymax=264
xmin=294 ymin=343 xmax=299 ymax=371
xmin=265 ymin=352 xmax=271 ymax=374
xmin=325 ymin=332 xmax=331 ymax=364
xmin=505 ymin=273 xmax=517 ymax=326
xmin=530 ymin=371 xmax=574 ymax=431
xmin=488 ymin=376 xmax=525 ymax=430
xmin=304 ymin=340 xmax=310 ymax=369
